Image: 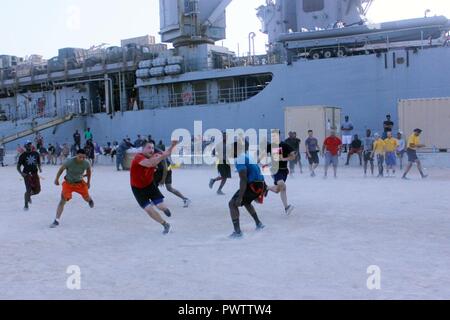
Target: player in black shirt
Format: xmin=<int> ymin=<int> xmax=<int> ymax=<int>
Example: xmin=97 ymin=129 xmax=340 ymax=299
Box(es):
xmin=17 ymin=141 xmax=42 ymax=211
xmin=266 ymin=130 xmax=296 ymax=215
xmin=209 ymin=132 xmax=232 ymax=195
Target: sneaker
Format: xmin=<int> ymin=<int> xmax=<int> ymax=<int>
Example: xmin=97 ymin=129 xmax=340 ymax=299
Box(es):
xmin=422 ymin=174 xmax=428 ymax=179
xmin=217 ymin=190 xmax=226 ymax=196
xmin=256 ymin=222 xmax=266 ymax=230
xmin=50 ymin=220 xmax=60 ymax=228
xmin=163 ymin=209 xmax=172 ymax=218
xmin=402 ymin=176 xmax=409 ymax=180
xmin=88 ymin=200 xmax=95 ymax=208
xmin=183 ymin=199 xmax=191 ymax=208
xmin=162 ymin=223 xmax=171 ymax=235
xmin=229 ymin=231 xmax=243 ymax=239
xmin=285 ymin=205 xmax=294 ymax=215
xmin=24 ymin=206 xmax=29 ymax=211
xmin=209 ymin=179 xmax=215 ymax=189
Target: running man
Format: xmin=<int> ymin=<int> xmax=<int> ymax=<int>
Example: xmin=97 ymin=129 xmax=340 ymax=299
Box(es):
xmin=396 ymin=131 xmax=406 ymax=170
xmin=322 ymin=129 xmax=342 ymax=179
xmin=384 ymin=131 xmax=399 ymax=177
xmin=51 ymin=149 xmax=94 ymax=228
xmin=130 ymin=141 xmax=178 ymax=234
xmin=267 ymin=130 xmax=296 ymax=215
xmin=228 ymin=143 xmax=267 ymax=238
xmin=154 ymin=148 xmax=191 ymax=208
xmin=402 ymin=129 xmax=428 ymax=180
xmin=210 ymin=132 xmax=232 ymax=195
xmin=17 ymin=141 xmax=42 ymax=211
xmin=373 ymin=133 xmax=386 ymax=177
xmin=305 ymin=130 xmax=320 ymax=177
xmin=363 ymin=129 xmax=375 ymax=176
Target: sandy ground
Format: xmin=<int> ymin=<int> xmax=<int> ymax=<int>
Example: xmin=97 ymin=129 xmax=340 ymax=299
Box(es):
xmin=0 ymin=160 xmax=450 ymax=300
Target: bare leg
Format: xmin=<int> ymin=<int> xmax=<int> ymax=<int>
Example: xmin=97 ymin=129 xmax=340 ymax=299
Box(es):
xmin=402 ymin=162 xmax=413 ymax=178
xmin=144 ymin=205 xmax=167 ymax=224
xmin=166 ymin=184 xmax=187 ymax=200
xmin=276 ymin=181 xmax=288 ymax=209
xmin=243 ymin=203 xmax=263 ymax=227
xmin=56 ymin=197 xmax=67 ymax=220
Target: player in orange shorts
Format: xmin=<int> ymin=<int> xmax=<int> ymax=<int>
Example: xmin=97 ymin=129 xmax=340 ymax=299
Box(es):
xmin=50 ymin=149 xmax=94 ymax=228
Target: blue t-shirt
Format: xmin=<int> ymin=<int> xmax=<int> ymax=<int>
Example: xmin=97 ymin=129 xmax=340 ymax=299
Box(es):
xmin=235 ymin=153 xmax=264 ymax=183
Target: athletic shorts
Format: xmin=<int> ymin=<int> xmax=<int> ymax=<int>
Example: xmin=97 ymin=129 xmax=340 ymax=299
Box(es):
xmin=273 ymin=169 xmax=289 ymax=185
xmin=325 ymin=152 xmax=339 ymax=166
xmin=218 ymin=164 xmax=232 ymax=179
xmin=24 ymin=173 xmax=41 ymax=195
xmin=349 ymin=147 xmax=363 ymax=155
xmin=342 ymin=135 xmax=353 ymax=145
xmin=154 ymin=169 xmax=173 ymax=185
xmin=385 ymin=152 xmax=397 ymax=166
xmin=132 ymin=183 xmax=165 ymax=209
xmin=407 ymin=149 xmax=419 ymax=162
xmin=307 ymin=151 xmax=320 ymax=165
xmin=62 ymin=180 xmax=90 ymax=202
xmin=363 ymin=151 xmax=374 ymax=162
xmin=231 ymin=182 xmax=266 ymax=206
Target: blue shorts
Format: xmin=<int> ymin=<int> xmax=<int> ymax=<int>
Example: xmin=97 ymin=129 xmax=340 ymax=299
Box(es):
xmin=385 ymin=152 xmax=397 ymax=166
xmin=325 ymin=152 xmax=339 ymax=167
xmin=273 ymin=170 xmax=289 ymax=185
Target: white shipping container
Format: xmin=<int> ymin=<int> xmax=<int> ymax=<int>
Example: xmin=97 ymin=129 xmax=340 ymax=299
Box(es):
xmin=136 ymin=69 xmax=151 ymax=79
xmin=150 ymin=67 xmax=165 ymax=77
xmin=284 ymin=106 xmax=342 ymax=152
xmin=398 ymin=98 xmax=450 ymax=150
xmin=167 ymin=56 xmax=184 ymax=65
xmin=138 ymin=60 xmax=153 ymax=69
xmin=164 ymin=65 xmax=182 ymax=75
xmin=152 ymin=58 xmax=167 ymax=67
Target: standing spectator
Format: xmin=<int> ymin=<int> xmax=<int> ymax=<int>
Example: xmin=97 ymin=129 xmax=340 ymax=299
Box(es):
xmin=55 ymin=143 xmax=62 ymax=165
xmin=285 ymin=132 xmax=303 ymax=175
xmin=39 ymin=145 xmax=49 ymax=165
xmin=363 ymin=129 xmax=375 ymax=176
xmin=111 ymin=141 xmax=119 ymax=162
xmin=383 ymin=115 xmax=394 ymax=139
xmin=322 ymin=129 xmax=342 ymax=179
xmin=147 ymin=135 xmax=156 ymax=145
xmin=384 ymin=131 xmax=399 ymax=177
xmin=84 ymin=128 xmax=93 ymax=142
xmin=73 ymin=130 xmax=81 ymax=150
xmin=157 ymin=140 xmax=166 ymax=152
xmin=373 ymin=133 xmax=386 ymax=177
xmin=48 ymin=144 xmax=56 ymax=165
xmin=61 ymin=143 xmax=70 ymax=164
xmin=345 ymin=134 xmax=363 ymax=166
xmin=305 ymin=130 xmax=320 ymax=177
xmin=396 ymin=131 xmax=406 ymax=170
xmin=341 ymin=116 xmax=354 ymax=153
xmin=116 ymin=139 xmax=131 ymax=171
xmin=0 ymin=143 xmax=5 ymax=167
xmin=134 ymin=135 xmax=144 ymax=148
xmin=84 ymin=140 xmax=95 ymax=166
xmin=16 ymin=144 xmax=25 ymax=164
xmin=35 ymin=132 xmax=44 ymax=150
xmin=402 ymin=129 xmax=428 ymax=180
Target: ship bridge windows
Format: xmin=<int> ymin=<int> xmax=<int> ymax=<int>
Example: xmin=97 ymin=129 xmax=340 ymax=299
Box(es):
xmin=303 ymin=0 xmax=324 ymax=13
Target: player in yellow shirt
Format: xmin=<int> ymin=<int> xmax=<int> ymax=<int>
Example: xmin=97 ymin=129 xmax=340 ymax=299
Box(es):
xmin=372 ymin=133 xmax=386 ymax=177
xmin=402 ymin=129 xmax=427 ymax=179
xmin=384 ymin=132 xmax=399 ymax=177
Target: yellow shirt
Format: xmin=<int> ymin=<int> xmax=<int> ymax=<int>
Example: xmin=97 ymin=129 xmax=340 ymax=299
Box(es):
xmin=384 ymin=138 xmax=399 ymax=152
xmin=407 ymin=134 xmax=420 ymax=150
xmin=373 ymin=139 xmax=386 ymax=155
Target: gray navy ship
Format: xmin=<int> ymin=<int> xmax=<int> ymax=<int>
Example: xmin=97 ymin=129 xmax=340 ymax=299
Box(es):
xmin=1 ymin=0 xmax=450 ymax=146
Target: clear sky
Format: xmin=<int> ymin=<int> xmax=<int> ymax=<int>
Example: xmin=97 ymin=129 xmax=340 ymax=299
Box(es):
xmin=1 ymin=0 xmax=449 ymax=59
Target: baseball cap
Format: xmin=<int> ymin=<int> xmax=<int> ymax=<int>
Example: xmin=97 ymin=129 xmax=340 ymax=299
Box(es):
xmin=414 ymin=128 xmax=423 ymax=133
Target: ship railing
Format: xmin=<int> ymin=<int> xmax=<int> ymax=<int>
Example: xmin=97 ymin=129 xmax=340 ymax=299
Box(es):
xmin=143 ymin=84 xmax=267 ymax=109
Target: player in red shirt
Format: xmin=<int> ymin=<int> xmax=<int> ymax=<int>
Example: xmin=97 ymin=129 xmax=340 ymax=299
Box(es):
xmin=322 ymin=129 xmax=343 ymax=179
xmin=130 ymin=140 xmax=178 ymax=234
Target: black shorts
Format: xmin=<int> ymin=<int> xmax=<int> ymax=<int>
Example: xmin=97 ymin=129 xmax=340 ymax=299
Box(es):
xmin=154 ymin=169 xmax=173 ymax=185
xmin=218 ymin=164 xmax=232 ymax=179
xmin=273 ymin=169 xmax=289 ymax=185
xmin=307 ymin=151 xmax=320 ymax=165
xmin=24 ymin=173 xmax=41 ymax=195
xmin=132 ymin=184 xmax=165 ymax=209
xmin=364 ymin=151 xmax=374 ymax=162
xmin=231 ymin=182 xmax=266 ymax=206
xmin=407 ymin=149 xmax=419 ymax=162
